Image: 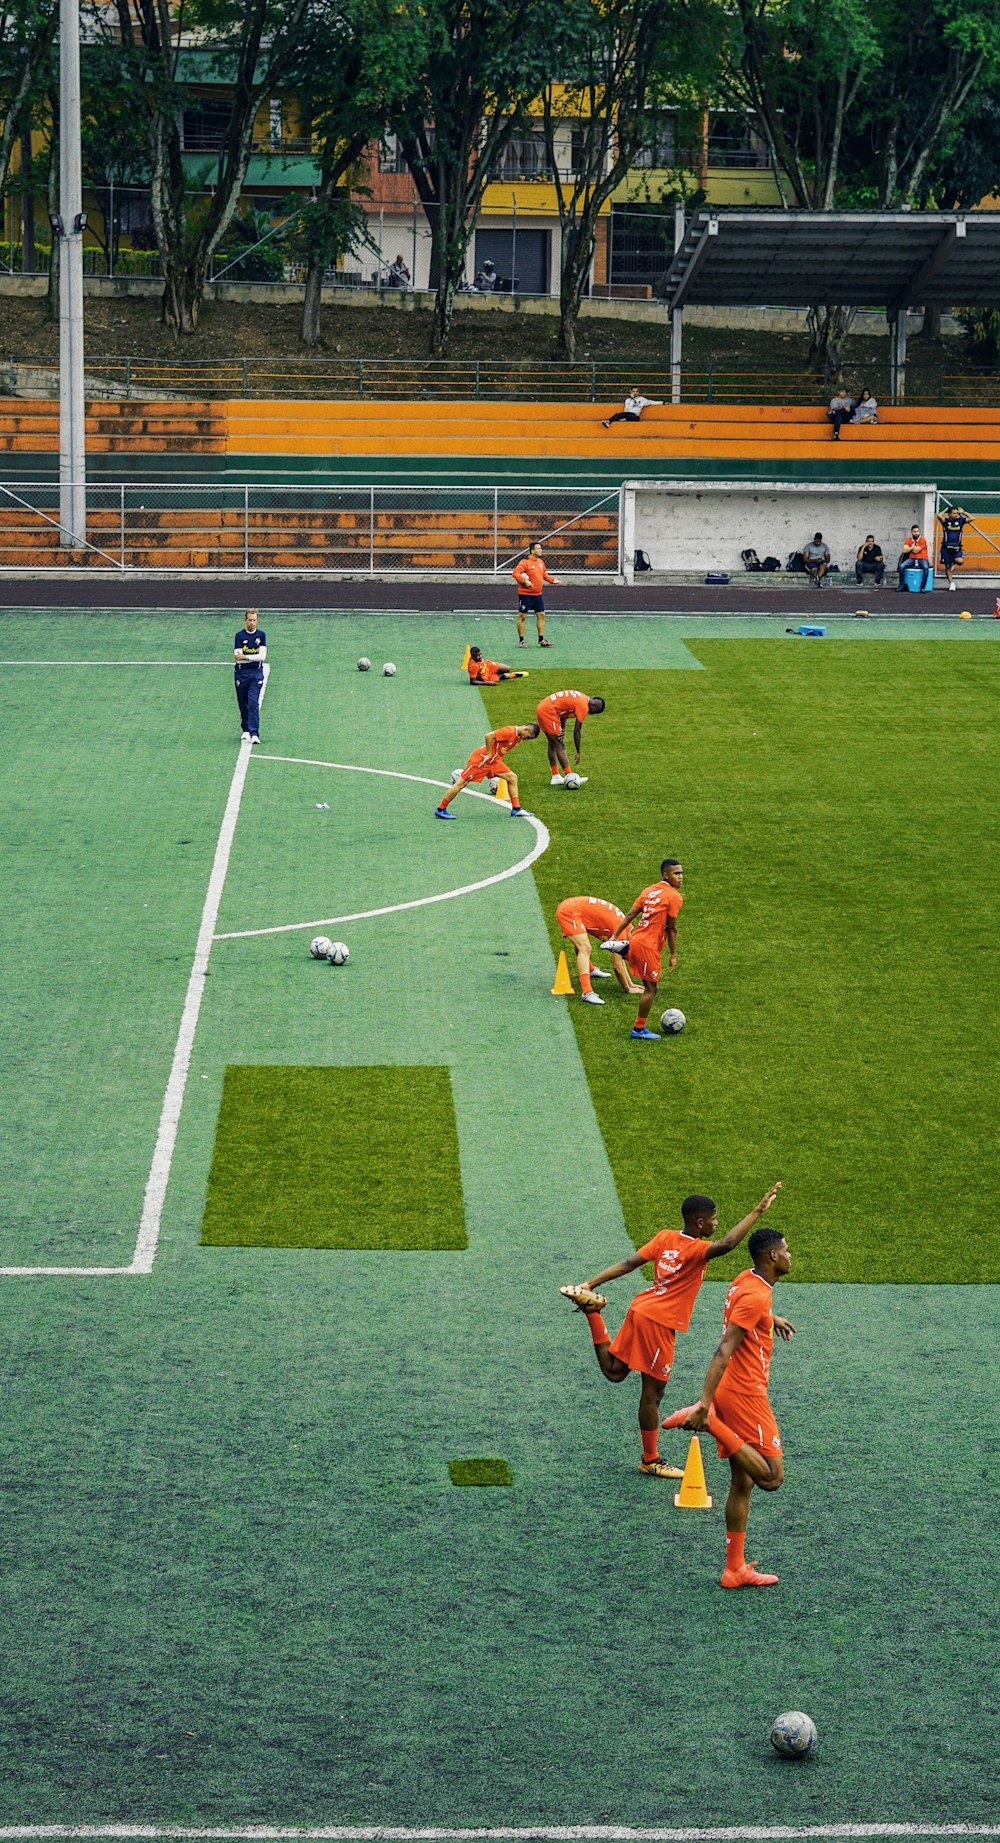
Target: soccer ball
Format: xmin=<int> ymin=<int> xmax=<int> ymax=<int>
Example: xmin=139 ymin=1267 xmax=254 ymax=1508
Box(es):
xmin=450 ymin=769 xmax=463 ymax=785
xmin=488 ymin=776 xmax=500 ymax=794
xmin=660 ymin=1008 xmax=686 ymax=1034
xmin=357 ymin=656 xmax=371 ymax=672
xmin=383 ymin=662 xmax=397 ymax=677
xmin=310 ymin=936 xmax=335 ymax=960
xmin=327 ymin=941 xmax=350 ymax=966
xmin=564 ymin=771 xmax=582 ymax=789
xmin=770 ymin=1712 xmax=817 ymax=1758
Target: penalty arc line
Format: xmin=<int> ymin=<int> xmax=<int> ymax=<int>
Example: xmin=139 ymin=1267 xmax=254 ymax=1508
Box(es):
xmin=0 ymin=666 xmax=269 ymax=1281
xmin=0 ymin=1828 xmax=996 ymax=1841
xmin=213 ymin=754 xmax=550 ymax=942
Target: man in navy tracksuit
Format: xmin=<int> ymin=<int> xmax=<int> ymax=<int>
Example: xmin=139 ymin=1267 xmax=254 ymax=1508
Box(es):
xmin=234 ymin=608 xmax=266 ymax=743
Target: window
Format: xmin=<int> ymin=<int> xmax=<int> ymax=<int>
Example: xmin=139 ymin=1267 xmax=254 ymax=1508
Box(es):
xmin=379 ymin=134 xmax=409 ymax=175
xmin=182 ymin=97 xmax=232 ymax=152
xmin=706 ymin=113 xmax=772 ymax=168
xmin=633 ymin=113 xmax=678 ymax=170
xmin=498 ymin=131 xmax=549 ymax=181
xmin=268 ymin=100 xmax=283 ymax=147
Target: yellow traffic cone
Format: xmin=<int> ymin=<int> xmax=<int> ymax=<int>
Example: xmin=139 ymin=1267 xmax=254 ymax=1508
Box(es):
xmin=551 ymin=950 xmax=574 ymax=996
xmin=461 ymin=644 xmax=471 ymax=669
xmin=494 ymin=776 xmax=509 ymax=802
xmin=674 ymin=1436 xmax=713 ymax=1509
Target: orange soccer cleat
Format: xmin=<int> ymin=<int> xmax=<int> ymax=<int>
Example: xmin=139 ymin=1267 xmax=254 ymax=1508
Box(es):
xmin=720 ymin=1562 xmax=779 ymax=1589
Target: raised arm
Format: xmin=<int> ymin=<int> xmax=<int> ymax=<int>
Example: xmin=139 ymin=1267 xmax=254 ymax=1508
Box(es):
xmin=704 ymin=1181 xmax=782 ymax=1263
xmin=585 ymin=1250 xmax=646 ymax=1290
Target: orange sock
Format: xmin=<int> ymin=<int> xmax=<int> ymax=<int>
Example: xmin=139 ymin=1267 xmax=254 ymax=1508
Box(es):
xmin=641 ymin=1427 xmax=659 ymax=1464
xmin=588 ymin=1313 xmax=609 ymax=1345
xmin=725 ymin=1529 xmax=746 ymax=1572
xmin=580 ymin=969 xmax=593 ymax=995
xmin=634 ymin=1015 xmax=646 ymax=1031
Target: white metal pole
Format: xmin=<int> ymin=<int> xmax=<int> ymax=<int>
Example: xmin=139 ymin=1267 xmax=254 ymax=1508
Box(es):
xmin=59 ymin=0 xmax=86 ymax=549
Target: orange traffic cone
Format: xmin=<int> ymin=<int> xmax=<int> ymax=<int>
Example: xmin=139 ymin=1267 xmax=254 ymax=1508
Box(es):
xmin=461 ymin=644 xmax=471 ymax=669
xmin=674 ymin=1436 xmax=713 ymax=1509
xmin=550 ymin=950 xmax=574 ymax=996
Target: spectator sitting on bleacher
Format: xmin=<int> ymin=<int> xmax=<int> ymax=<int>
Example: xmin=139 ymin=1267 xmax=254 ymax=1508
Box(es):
xmin=852 ymin=387 xmax=878 ymax=424
xmin=828 ymin=387 xmax=856 ymax=441
xmin=474 ymin=259 xmax=497 ymax=292
xmin=855 ymin=535 xmax=885 ymax=586
xmin=602 ymin=389 xmax=663 ymax=429
xmin=386 ymin=255 xmax=410 ymax=289
xmin=803 ymin=532 xmax=831 ymax=585
xmin=897 ymin=525 xmax=930 ymax=590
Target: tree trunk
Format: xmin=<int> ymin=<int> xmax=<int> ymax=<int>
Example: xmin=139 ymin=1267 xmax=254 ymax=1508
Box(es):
xmin=919 ymin=304 xmax=942 ymax=342
xmin=807 ymin=304 xmax=858 ymax=385
xmin=430 ymin=271 xmax=456 ymax=355
xmin=301 ymin=258 xmax=323 ymax=346
xmin=160 ymin=257 xmax=204 ymax=335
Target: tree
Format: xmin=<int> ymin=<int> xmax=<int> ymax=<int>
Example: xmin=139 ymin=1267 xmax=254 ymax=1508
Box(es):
xmin=539 ymin=0 xmax=720 ymax=361
xmin=79 ymin=39 xmax=151 ymax=270
xmin=0 ymin=0 xmax=58 ymax=208
xmin=107 ymin=0 xmax=318 ymax=333
xmin=395 ymin=0 xmax=537 ymax=355
xmin=861 ymin=0 xmax=1000 ymax=209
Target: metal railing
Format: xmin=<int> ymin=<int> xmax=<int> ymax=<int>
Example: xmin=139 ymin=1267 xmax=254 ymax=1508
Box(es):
xmin=0 ymin=482 xmax=623 ymax=576
xmin=8 ymin=356 xmax=994 ymax=406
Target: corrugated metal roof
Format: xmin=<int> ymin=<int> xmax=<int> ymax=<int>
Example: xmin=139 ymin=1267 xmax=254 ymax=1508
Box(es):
xmin=661 ymin=210 xmax=1000 ymax=309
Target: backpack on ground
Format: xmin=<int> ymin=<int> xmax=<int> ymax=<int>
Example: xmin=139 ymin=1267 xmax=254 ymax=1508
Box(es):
xmin=633 ymin=549 xmax=652 ymax=573
xmin=786 ymin=550 xmax=805 ymax=572
xmin=761 ymin=555 xmax=781 ymax=572
xmin=741 ymin=547 xmax=762 ymax=571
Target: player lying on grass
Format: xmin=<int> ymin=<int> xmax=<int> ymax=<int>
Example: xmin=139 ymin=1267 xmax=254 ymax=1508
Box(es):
xmin=663 ymin=1224 xmax=794 ymax=1589
xmin=555 ymin=896 xmax=643 ymax=1006
xmin=434 ymin=722 xmax=540 ymax=819
xmin=467 ymin=647 xmax=528 ymax=684
xmin=535 ymin=689 xmax=605 ymax=786
xmin=606 ymin=858 xmax=682 ymax=1039
xmin=561 ymin=1183 xmax=781 ymax=1479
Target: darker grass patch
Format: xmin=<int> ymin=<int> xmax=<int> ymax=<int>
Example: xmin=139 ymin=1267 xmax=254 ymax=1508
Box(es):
xmin=201 ymin=1064 xmax=467 ymax=1250
xmin=448 ymin=1458 xmax=513 ymax=1487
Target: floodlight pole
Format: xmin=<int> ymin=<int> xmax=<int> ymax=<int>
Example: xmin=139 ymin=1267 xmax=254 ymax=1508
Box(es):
xmin=58 ymin=0 xmax=86 ymax=549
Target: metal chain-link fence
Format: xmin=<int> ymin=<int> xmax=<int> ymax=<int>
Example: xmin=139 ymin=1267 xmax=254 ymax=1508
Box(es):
xmin=0 ymin=483 xmax=622 ymax=575
xmin=933 ymin=491 xmax=1000 ymax=572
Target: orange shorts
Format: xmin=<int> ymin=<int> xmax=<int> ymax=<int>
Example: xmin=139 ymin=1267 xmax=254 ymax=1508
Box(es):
xmin=713 ymin=1381 xmax=782 ymax=1460
xmin=609 ymin=1311 xmax=675 ymax=1382
xmin=537 ymin=712 xmax=566 ymax=739
xmin=462 ymin=750 xmax=508 ymax=785
xmin=627 ymin=939 xmax=660 ymax=983
xmin=556 ymin=904 xmax=591 ymax=939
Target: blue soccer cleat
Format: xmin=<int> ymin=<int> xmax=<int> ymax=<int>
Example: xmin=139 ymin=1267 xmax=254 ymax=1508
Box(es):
xmin=630 ymin=1027 xmax=660 ymax=1041
xmin=510 ymin=806 xmax=534 ymax=818
xmin=434 ymin=807 xmax=458 ymax=819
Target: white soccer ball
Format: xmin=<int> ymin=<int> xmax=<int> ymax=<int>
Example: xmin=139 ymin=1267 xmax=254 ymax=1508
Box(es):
xmin=450 ymin=769 xmax=464 ymax=785
xmin=310 ymin=936 xmax=335 ymax=960
xmin=770 ymin=1712 xmax=817 ymax=1758
xmin=660 ymin=1007 xmax=686 ymax=1034
xmin=383 ymin=662 xmax=397 ymax=677
xmin=488 ymin=776 xmax=500 ymax=794
xmin=327 ymin=941 xmax=350 ymax=966
xmin=357 ymin=656 xmax=371 ymax=672
xmin=564 ymin=771 xmax=582 ymax=789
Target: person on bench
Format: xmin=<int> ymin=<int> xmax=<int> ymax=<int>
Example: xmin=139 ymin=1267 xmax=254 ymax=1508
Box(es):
xmin=855 ymin=535 xmax=885 ymax=586
xmin=602 ymin=389 xmax=663 ymax=428
xmin=828 ymin=386 xmax=855 ymax=441
xmin=898 ymin=525 xmax=930 ymax=590
xmin=803 ymin=532 xmax=831 ymax=585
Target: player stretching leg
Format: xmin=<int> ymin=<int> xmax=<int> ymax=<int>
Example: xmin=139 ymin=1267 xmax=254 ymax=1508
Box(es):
xmin=467 ymin=647 xmax=527 ymax=683
xmin=434 ymin=722 xmax=540 ymax=819
xmin=664 ymin=1224 xmax=795 ymax=1588
xmin=606 ymin=858 xmax=682 ymax=1039
xmin=535 ymin=689 xmax=605 ymax=786
xmin=554 ymin=896 xmax=643 ymax=1006
xmin=561 ymin=1184 xmax=781 ymax=1478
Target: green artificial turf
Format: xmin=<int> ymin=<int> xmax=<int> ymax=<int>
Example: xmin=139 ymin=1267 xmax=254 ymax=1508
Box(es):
xmin=200 ymin=1063 xmax=467 ymax=1249
xmin=448 ymin=1457 xmax=514 ymax=1486
xmin=487 ymin=642 xmax=1000 ymax=1283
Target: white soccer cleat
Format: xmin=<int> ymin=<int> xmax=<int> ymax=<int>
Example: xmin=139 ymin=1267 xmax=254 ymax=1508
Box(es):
xmin=590 ymin=967 xmax=612 ymax=979
xmin=549 ymin=774 xmax=565 ymax=786
xmin=580 ymin=991 xmax=604 ymax=1005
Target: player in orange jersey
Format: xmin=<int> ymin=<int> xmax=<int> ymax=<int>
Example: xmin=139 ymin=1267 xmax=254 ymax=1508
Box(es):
xmin=512 ymin=542 xmax=558 ymax=648
xmin=434 ymin=721 xmax=539 ymax=819
xmin=606 ymin=858 xmax=683 ymax=1039
xmin=466 ymin=646 xmax=527 ymax=685
xmin=664 ymin=1224 xmax=795 ymax=1588
xmin=554 ymin=895 xmax=643 ymax=1005
xmin=561 ymin=1183 xmax=781 ymax=1479
xmin=535 ymin=687 xmax=605 ymax=786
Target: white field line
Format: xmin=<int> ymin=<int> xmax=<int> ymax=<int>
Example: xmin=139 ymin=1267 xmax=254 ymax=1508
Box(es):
xmin=0 ymin=665 xmax=268 ymax=1281
xmin=213 ymin=755 xmax=550 ymax=942
xmin=0 ymin=1827 xmax=996 ymax=1841
xmin=0 ymin=661 xmax=228 ymax=667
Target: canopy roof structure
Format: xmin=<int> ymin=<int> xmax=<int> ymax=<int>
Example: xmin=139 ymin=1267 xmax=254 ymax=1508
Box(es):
xmin=661 ymin=209 xmax=1000 ymax=312
xmin=657 ymin=208 xmax=1000 ymax=402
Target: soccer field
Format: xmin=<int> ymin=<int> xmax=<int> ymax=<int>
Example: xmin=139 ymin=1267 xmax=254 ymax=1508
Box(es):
xmin=1 ymin=607 xmax=998 ymax=1834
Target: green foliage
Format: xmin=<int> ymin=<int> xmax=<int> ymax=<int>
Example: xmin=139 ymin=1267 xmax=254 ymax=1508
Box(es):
xmin=448 ymin=1459 xmax=514 ymax=1486
xmin=955 ymin=308 xmax=1000 ymax=367
xmin=201 ymin=1063 xmax=468 ymax=1250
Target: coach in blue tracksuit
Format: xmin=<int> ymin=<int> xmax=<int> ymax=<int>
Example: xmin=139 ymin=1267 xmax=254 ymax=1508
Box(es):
xmin=234 ymin=607 xmax=267 ymax=743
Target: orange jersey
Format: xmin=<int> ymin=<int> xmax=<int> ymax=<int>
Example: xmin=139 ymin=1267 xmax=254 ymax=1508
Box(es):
xmin=512 ymin=557 xmax=554 ymax=595
xmin=903 ymin=535 xmax=929 ymax=560
xmin=555 ymin=896 xmax=625 ymax=941
xmin=536 ymin=689 xmax=590 ymax=728
xmin=628 ymin=880 xmax=683 ymax=952
xmin=468 ymin=657 xmax=501 ymax=685
xmin=463 ymin=724 xmax=522 ymax=779
xmin=632 ymin=1228 xmax=713 ymax=1331
xmin=720 ymin=1269 xmax=775 ymax=1395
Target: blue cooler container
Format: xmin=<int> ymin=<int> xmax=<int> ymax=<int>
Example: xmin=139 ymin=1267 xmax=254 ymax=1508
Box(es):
xmin=900 ymin=565 xmax=934 ymax=593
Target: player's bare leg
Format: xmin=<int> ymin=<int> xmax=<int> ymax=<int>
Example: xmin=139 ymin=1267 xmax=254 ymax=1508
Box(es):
xmin=536 ymin=611 xmax=550 ymax=647
xmin=638 ymin=1372 xmax=682 ymax=1478
xmin=567 ymin=929 xmax=604 ymax=1004
xmin=546 ymin=732 xmax=570 ymax=784
xmin=434 ymin=771 xmax=472 ymax=815
xmin=517 ymin=607 xmax=527 ymax=645
xmin=719 ymin=1453 xmax=783 ymax=1588
xmin=503 ymin=768 xmax=532 ymax=817
xmin=629 ymin=973 xmax=660 ymax=1039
